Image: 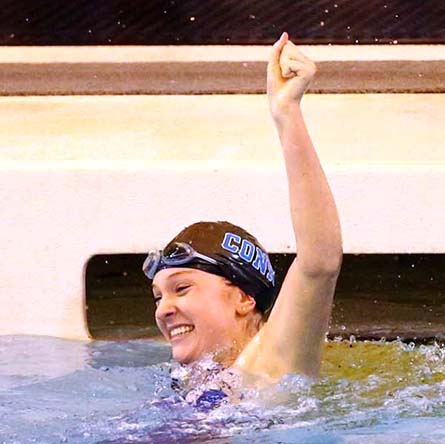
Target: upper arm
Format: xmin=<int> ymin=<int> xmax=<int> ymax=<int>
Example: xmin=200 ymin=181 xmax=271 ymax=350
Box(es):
xmin=235 ymin=257 xmax=339 ymax=379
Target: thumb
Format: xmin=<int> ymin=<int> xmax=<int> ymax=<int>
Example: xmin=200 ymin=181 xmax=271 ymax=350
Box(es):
xmin=267 ymin=32 xmax=289 ymax=90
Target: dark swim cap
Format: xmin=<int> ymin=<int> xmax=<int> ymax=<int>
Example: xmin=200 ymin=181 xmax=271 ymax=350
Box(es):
xmin=154 ymin=221 xmax=276 ymax=313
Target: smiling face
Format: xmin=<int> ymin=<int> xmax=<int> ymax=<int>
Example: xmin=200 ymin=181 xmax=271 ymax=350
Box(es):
xmin=152 ymin=267 xmax=260 ymax=365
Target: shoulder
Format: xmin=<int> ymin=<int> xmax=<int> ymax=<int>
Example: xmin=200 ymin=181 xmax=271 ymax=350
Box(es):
xmin=232 ymin=258 xmax=338 ymax=380
xmin=231 ymin=326 xmax=283 ymax=384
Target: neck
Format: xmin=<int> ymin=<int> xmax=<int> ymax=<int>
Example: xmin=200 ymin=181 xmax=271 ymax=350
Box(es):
xmin=215 ymin=313 xmax=264 ymax=367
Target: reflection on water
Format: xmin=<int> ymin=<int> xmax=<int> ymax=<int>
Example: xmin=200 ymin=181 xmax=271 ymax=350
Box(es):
xmin=0 ymin=336 xmax=444 ymax=444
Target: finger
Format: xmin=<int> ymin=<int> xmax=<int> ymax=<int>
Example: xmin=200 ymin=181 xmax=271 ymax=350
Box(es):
xmin=267 ymin=32 xmax=289 ymax=91
xmin=281 ymin=60 xmax=306 ymax=78
xmin=269 ymin=32 xmax=289 ymax=69
xmin=280 ymin=41 xmax=312 ymax=65
xmin=280 ymin=60 xmax=316 ymax=79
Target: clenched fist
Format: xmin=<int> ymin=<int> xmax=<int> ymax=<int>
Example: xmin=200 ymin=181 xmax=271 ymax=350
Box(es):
xmin=267 ymin=32 xmax=316 ymax=121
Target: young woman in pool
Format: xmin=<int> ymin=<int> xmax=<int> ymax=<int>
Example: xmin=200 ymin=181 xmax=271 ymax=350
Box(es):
xmin=143 ymin=33 xmax=342 ymax=382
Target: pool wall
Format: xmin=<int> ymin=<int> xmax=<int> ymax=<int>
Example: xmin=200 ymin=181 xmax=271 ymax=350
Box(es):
xmin=1 ymin=46 xmax=444 ymax=339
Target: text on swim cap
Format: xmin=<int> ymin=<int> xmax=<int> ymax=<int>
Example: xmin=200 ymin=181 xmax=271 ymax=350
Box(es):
xmin=221 ymin=233 xmax=275 ymax=285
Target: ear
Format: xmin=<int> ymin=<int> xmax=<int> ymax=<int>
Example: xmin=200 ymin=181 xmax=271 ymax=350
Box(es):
xmin=234 ymin=289 xmax=257 ymax=316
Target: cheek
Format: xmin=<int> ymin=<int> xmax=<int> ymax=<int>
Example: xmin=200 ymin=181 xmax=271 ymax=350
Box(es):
xmin=196 ymin=299 xmax=237 ymax=335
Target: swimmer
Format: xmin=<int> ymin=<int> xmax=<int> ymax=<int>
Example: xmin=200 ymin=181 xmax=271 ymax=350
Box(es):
xmin=143 ymin=33 xmax=342 ymax=383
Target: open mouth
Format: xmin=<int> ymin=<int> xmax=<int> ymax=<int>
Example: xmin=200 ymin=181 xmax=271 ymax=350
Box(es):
xmin=169 ymin=325 xmax=194 ymax=340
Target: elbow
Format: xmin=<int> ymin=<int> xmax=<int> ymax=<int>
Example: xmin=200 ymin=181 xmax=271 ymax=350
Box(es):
xmin=299 ymin=246 xmax=343 ymax=279
xmin=323 ymin=249 xmax=343 ymax=278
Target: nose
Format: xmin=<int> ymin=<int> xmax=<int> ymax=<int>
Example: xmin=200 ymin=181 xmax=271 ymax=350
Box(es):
xmin=155 ymin=295 xmax=177 ymax=322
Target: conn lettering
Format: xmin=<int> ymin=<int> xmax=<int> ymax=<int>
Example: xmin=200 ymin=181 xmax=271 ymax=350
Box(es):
xmin=221 ymin=232 xmax=275 ymax=285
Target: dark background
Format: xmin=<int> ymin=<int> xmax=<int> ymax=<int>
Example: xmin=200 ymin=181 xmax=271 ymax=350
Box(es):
xmin=87 ymin=254 xmax=445 ymax=341
xmin=1 ymin=0 xmax=444 ymax=45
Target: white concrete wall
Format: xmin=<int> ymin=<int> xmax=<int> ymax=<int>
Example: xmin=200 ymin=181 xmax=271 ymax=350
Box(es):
xmin=1 ymin=46 xmax=444 ymax=338
xmin=1 ymin=44 xmax=444 ymax=62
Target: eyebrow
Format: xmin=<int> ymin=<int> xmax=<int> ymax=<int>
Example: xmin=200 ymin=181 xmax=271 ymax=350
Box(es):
xmin=152 ymin=270 xmax=195 ymax=291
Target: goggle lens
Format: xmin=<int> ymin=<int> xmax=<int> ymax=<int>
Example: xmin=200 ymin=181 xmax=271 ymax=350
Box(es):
xmin=142 ymin=242 xmax=218 ymax=279
xmin=142 ymin=251 xmax=161 ymax=280
xmin=163 ymin=243 xmax=192 ymax=264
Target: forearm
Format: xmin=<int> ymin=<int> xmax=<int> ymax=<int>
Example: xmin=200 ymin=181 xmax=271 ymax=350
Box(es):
xmin=276 ymin=104 xmax=342 ymax=275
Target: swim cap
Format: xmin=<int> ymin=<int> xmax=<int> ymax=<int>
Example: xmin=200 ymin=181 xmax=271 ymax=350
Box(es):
xmin=150 ymin=221 xmax=276 ymax=313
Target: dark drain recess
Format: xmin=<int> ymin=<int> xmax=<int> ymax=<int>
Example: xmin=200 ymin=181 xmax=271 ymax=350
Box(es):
xmin=86 ymin=253 xmax=445 ymax=342
xmin=86 ymin=254 xmax=158 ymax=340
xmin=1 ymin=0 xmax=444 ymax=45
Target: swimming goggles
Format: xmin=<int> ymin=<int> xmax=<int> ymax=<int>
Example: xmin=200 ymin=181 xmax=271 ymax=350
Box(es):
xmin=143 ymin=242 xmax=219 ymax=279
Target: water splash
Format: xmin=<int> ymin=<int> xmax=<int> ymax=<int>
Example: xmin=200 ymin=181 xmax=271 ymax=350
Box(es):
xmin=1 ymin=336 xmax=445 ymax=444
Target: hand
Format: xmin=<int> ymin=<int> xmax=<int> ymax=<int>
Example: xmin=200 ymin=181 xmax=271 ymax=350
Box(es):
xmin=267 ymin=32 xmax=316 ymax=121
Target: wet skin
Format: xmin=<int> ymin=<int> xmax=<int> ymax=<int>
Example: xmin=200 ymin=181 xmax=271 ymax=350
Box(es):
xmin=152 ymin=268 xmax=257 ymax=365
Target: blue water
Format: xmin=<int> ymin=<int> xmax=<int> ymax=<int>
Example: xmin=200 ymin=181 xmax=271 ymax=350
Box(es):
xmin=1 ymin=336 xmax=444 ymax=444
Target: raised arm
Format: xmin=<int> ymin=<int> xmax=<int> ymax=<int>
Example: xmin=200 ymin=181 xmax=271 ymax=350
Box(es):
xmin=269 ymin=34 xmax=342 ymax=281
xmin=236 ymin=33 xmax=342 ymax=380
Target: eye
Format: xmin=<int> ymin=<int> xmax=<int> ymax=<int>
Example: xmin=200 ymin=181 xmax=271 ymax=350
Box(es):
xmin=175 ymin=284 xmax=191 ymax=294
xmin=153 ymin=294 xmax=162 ymax=305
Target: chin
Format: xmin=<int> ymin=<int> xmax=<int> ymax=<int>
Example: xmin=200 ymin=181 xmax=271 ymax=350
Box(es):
xmin=172 ymin=347 xmax=196 ymax=364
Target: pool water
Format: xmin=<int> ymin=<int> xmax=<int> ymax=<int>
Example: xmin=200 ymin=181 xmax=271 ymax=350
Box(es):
xmin=1 ymin=335 xmax=444 ymax=444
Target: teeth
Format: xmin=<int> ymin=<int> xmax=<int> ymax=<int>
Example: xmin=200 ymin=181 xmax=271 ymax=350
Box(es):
xmin=170 ymin=325 xmax=194 ymax=338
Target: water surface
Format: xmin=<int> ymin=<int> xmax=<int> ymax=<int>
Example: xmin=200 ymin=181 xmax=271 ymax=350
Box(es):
xmin=1 ymin=336 xmax=444 ymax=444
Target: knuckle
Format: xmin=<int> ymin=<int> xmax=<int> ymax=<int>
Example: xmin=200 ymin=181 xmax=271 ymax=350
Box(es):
xmin=307 ymin=62 xmax=317 ymax=75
